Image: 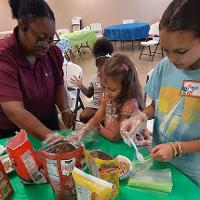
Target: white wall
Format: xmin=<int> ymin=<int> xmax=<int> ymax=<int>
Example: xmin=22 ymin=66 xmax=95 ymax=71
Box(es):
xmin=0 ymin=0 xmax=172 ymax=31
xmin=0 ymin=0 xmax=17 ymax=31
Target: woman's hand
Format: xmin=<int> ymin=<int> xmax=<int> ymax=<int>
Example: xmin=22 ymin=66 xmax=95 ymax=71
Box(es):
xmin=61 ymin=110 xmax=73 ymax=129
xmin=70 ymin=75 xmax=82 ymax=88
xmin=43 ymin=132 xmax=64 ymax=144
xmin=151 ymin=143 xmax=174 ymax=161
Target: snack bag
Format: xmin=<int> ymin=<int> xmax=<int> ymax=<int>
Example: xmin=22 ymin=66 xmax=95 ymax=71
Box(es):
xmin=72 ymin=167 xmax=113 ymax=200
xmin=0 ymin=160 xmax=13 ymax=199
xmin=38 ymin=140 xmax=84 ymax=199
xmin=84 ymin=150 xmax=119 ymax=199
xmin=6 ymin=130 xmax=47 ymax=184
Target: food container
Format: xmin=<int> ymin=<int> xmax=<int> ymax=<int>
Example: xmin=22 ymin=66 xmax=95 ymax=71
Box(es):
xmin=116 ymin=155 xmax=133 ymax=180
xmin=0 ymin=159 xmax=13 ymax=199
xmin=0 ymin=145 xmax=5 ymax=156
xmin=0 ymin=154 xmax=14 ymax=174
xmin=38 ymin=140 xmax=84 ymax=200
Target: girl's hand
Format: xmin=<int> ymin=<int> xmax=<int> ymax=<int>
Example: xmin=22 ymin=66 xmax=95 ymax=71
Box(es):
xmin=70 ymin=75 xmax=82 ymax=88
xmin=120 ymin=111 xmax=148 ymax=139
xmin=151 ymin=143 xmax=174 ymax=161
xmin=68 ymin=122 xmax=96 ymax=141
xmin=67 ymin=130 xmax=85 ymax=141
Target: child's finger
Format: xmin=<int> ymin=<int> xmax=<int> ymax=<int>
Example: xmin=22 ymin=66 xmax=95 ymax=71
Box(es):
xmin=70 ymin=78 xmax=75 ymax=83
xmin=151 ymin=145 xmax=160 ymax=154
xmin=73 ymin=75 xmax=78 ymax=80
xmin=153 ymin=154 xmax=163 ymax=161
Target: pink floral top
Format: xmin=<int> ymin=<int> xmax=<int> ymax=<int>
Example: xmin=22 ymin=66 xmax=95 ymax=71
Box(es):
xmin=103 ymin=96 xmax=139 ymax=131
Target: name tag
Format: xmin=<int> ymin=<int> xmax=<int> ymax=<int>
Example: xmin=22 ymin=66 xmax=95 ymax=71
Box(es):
xmin=181 ymin=80 xmax=200 ymax=98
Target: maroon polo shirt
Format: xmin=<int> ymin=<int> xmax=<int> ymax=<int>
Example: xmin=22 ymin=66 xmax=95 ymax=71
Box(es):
xmin=0 ymin=27 xmax=64 ymax=129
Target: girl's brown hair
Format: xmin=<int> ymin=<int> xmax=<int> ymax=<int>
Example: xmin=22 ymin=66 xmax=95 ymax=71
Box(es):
xmin=160 ymin=0 xmax=200 ymax=37
xmin=100 ymin=53 xmax=144 ymax=115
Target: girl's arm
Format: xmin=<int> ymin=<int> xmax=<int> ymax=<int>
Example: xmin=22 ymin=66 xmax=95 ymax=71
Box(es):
xmin=87 ymin=102 xmax=105 ymax=127
xmin=181 ymin=140 xmax=200 ymax=153
xmin=68 ymin=100 xmax=105 ymax=141
xmin=70 ymin=76 xmax=94 ymax=98
xmin=143 ymin=101 xmax=155 ymax=120
xmin=79 ymin=84 xmax=94 ymax=98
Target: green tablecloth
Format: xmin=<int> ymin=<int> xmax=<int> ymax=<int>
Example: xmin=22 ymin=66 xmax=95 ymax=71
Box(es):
xmin=1 ymin=130 xmax=200 ymax=200
xmin=59 ymin=30 xmax=97 ymax=48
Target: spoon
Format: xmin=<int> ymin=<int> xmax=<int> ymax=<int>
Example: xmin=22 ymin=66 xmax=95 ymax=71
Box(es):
xmin=129 ymin=137 xmax=144 ymax=162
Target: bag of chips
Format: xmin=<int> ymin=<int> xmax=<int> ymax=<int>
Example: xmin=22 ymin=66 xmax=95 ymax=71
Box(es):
xmin=38 ymin=139 xmax=84 ymax=199
xmin=6 ymin=130 xmax=47 ymax=184
xmin=84 ymin=150 xmax=119 ymax=199
xmin=0 ymin=160 xmax=13 ymax=199
xmin=72 ymin=167 xmax=113 ymax=200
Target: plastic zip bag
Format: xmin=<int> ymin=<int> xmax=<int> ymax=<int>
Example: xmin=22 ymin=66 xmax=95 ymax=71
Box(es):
xmin=131 ymin=146 xmax=153 ymax=173
xmin=128 ymin=169 xmax=173 ymax=194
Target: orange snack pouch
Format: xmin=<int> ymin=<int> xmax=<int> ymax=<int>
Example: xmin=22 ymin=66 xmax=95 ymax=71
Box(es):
xmin=6 ymin=130 xmax=47 ymax=184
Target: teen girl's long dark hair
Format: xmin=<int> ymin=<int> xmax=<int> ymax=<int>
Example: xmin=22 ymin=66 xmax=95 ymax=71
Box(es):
xmin=160 ymin=0 xmax=200 ymax=38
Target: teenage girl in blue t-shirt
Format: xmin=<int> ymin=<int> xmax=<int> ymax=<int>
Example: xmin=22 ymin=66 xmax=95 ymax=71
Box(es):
xmin=121 ymin=0 xmax=200 ymax=187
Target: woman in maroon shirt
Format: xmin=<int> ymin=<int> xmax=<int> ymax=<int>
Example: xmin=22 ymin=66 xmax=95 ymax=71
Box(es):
xmin=0 ymin=0 xmax=73 ymax=139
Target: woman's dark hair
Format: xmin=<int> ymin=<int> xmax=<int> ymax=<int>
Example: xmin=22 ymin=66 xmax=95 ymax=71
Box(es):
xmin=9 ymin=0 xmax=55 ymax=24
xmin=93 ymin=38 xmax=114 ymax=58
xmin=160 ymin=0 xmax=200 ymax=37
xmin=100 ymin=53 xmax=145 ymax=115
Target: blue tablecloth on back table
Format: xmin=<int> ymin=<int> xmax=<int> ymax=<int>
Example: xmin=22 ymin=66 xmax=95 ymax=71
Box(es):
xmin=104 ymin=23 xmax=150 ymax=41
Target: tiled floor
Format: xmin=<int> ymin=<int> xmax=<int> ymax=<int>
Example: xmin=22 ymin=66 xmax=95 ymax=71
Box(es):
xmin=70 ymin=41 xmax=163 ymax=129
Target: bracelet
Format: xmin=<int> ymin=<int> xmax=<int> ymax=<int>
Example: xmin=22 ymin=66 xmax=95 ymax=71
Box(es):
xmin=61 ymin=109 xmax=72 ymax=115
xmin=175 ymin=141 xmax=183 ymax=157
xmin=168 ymin=142 xmax=178 ymax=157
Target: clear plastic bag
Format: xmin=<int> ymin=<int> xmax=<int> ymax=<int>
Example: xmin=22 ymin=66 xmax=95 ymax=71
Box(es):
xmin=131 ymin=146 xmax=153 ymax=173
xmin=128 ymin=168 xmax=173 ymax=194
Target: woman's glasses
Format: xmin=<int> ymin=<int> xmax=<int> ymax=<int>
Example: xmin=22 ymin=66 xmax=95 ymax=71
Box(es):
xmin=29 ymin=26 xmax=60 ymax=47
xmin=36 ymin=37 xmax=60 ymax=47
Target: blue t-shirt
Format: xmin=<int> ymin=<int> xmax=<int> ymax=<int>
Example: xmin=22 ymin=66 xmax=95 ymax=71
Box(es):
xmin=145 ymin=57 xmax=200 ymax=186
